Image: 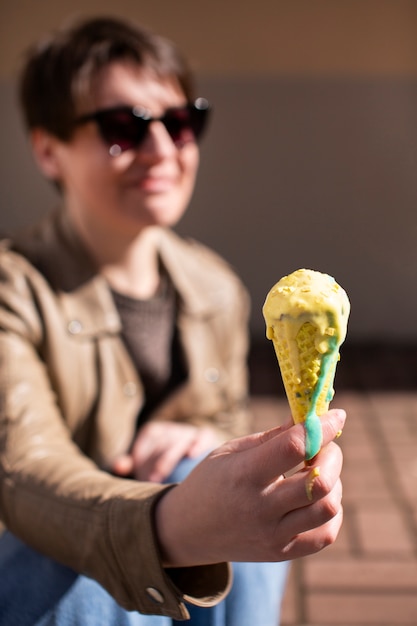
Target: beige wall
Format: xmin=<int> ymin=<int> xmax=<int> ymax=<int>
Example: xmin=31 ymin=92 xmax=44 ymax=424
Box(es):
xmin=2 ymin=1 xmax=417 ymax=342
xmin=3 ymin=0 xmax=417 ymax=78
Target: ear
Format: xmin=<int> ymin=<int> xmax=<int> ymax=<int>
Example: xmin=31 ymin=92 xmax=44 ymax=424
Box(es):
xmin=30 ymin=128 xmax=62 ymax=181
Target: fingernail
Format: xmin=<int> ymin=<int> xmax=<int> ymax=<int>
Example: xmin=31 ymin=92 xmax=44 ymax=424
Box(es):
xmin=334 ymin=408 xmax=346 ymax=420
xmin=331 ymin=409 xmax=347 ymax=430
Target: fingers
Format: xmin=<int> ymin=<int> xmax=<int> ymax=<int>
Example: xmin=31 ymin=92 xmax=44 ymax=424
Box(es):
xmin=261 ymin=440 xmax=344 ymax=561
xmin=274 ymin=438 xmax=343 ymax=512
xmin=237 ymin=408 xmax=346 ymax=486
xmin=134 ymin=440 xmax=189 ymax=482
xmin=131 ymin=422 xmax=218 ymax=482
xmin=279 ymin=470 xmax=343 ymax=540
xmin=187 ymin=427 xmax=222 ymax=458
xmin=281 ymin=506 xmax=344 ymax=560
xmin=112 ymin=422 xmax=220 ymax=483
xmin=111 ymin=453 xmax=134 ymax=476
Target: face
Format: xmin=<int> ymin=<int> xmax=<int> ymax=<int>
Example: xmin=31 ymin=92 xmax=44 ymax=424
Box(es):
xmin=39 ymin=63 xmax=200 ymax=239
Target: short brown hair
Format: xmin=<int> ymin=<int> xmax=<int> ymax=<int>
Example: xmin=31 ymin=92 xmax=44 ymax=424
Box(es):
xmin=19 ymin=16 xmax=195 ymax=141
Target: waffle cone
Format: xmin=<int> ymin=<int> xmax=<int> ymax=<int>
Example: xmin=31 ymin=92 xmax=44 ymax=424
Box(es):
xmin=263 ymin=269 xmax=350 ymax=459
xmin=271 ymin=320 xmax=339 ymax=424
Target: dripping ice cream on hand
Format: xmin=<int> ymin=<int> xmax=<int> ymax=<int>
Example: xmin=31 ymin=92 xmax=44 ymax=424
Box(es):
xmin=262 ymin=268 xmax=350 ymax=462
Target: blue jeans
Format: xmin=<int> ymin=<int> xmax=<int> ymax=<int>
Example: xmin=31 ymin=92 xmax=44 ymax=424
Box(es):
xmin=0 ymin=457 xmax=289 ymax=626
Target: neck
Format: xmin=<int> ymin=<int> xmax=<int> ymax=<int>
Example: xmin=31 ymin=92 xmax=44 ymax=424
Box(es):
xmin=101 ymin=228 xmax=163 ymax=299
xmin=72 ymin=217 xmax=163 ymax=299
xmin=65 ymin=196 xmax=165 ymax=298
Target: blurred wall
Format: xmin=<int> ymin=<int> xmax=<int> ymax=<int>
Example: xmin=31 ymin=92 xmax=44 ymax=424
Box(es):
xmin=1 ymin=1 xmax=417 ymax=342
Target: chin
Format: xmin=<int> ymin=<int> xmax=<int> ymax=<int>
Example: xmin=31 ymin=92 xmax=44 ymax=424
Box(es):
xmin=124 ymin=191 xmax=189 ymax=228
xmin=144 ymin=205 xmax=187 ymax=228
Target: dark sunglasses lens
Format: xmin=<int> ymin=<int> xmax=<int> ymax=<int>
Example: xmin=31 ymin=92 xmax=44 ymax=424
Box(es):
xmin=189 ymin=105 xmax=209 ymax=140
xmin=96 ymin=110 xmax=148 ymax=151
xmin=164 ymin=105 xmax=209 ymax=146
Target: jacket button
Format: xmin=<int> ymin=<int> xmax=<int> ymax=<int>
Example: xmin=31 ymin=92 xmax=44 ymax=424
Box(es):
xmin=146 ymin=587 xmax=164 ymax=604
xmin=123 ymin=381 xmax=137 ymax=397
xmin=68 ymin=320 xmax=82 ymax=334
xmin=204 ymin=367 xmax=219 ymax=383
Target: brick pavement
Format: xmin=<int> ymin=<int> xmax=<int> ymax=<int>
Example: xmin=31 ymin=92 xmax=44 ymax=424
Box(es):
xmin=250 ymin=391 xmax=417 ymax=626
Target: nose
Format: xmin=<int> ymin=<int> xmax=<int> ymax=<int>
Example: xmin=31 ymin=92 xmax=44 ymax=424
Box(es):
xmin=136 ymin=120 xmax=178 ymax=161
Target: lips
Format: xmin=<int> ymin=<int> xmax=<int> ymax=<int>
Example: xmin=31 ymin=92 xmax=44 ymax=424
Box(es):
xmin=138 ymin=175 xmax=177 ymax=192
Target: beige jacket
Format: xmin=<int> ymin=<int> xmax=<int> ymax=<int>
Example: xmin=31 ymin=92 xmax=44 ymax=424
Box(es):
xmin=0 ymin=208 xmax=251 ymax=620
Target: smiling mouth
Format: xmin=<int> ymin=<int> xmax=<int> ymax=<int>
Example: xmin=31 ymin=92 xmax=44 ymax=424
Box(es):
xmin=137 ymin=176 xmax=176 ymax=192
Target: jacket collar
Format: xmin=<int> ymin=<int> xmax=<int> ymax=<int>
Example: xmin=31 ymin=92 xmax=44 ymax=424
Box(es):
xmin=14 ymin=208 xmax=227 ymax=336
xmin=157 ymin=229 xmax=234 ymax=317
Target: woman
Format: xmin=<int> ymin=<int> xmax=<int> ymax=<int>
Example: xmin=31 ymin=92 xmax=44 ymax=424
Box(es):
xmin=0 ymin=16 xmax=345 ymax=626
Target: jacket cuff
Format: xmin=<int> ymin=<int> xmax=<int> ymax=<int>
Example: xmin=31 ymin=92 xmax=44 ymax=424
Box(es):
xmin=167 ymin=562 xmax=232 ymax=608
xmin=106 ymin=482 xmax=231 ymax=620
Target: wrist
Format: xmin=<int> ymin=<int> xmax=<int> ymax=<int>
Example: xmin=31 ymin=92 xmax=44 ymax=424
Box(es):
xmin=154 ymin=485 xmax=188 ymax=568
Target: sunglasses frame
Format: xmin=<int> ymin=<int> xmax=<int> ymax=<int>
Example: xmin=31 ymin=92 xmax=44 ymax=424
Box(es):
xmin=75 ymin=97 xmax=210 ymax=156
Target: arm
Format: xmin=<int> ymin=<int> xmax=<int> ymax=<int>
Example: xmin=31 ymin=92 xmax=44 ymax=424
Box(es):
xmin=0 ymin=331 xmax=213 ymax=618
xmin=0 ymin=253 xmax=229 ymax=619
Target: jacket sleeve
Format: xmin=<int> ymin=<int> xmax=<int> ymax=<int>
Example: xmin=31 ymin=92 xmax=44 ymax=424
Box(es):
xmin=0 ymin=251 xmax=231 ymax=619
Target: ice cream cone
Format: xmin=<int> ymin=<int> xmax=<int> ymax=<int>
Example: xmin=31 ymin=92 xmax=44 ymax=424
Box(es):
xmin=263 ymin=269 xmax=350 ymax=459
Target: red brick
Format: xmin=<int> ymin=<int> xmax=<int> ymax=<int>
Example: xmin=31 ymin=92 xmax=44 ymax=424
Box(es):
xmin=306 ymin=591 xmax=417 ymax=624
xmin=304 ymin=558 xmax=417 ymax=590
xmin=341 ymin=463 xmax=392 ymax=503
xmin=250 ymin=391 xmax=417 ymax=626
xmin=356 ymin=506 xmax=414 ymax=555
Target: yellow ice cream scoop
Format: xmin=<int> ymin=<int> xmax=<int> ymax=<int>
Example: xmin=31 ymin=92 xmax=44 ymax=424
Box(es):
xmin=262 ymin=268 xmax=350 ymax=460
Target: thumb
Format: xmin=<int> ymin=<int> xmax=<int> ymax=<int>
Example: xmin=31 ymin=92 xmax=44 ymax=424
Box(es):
xmin=217 ymin=408 xmax=346 ymax=485
xmin=219 ymin=423 xmax=289 ymax=455
xmin=112 ymin=453 xmax=134 ymax=476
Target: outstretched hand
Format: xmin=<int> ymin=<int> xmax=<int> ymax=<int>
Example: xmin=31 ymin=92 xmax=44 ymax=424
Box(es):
xmin=155 ymin=409 xmax=346 ymax=568
xmin=111 ymin=421 xmax=222 ymax=482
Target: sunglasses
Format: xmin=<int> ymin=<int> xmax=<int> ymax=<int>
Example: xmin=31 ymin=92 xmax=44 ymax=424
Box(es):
xmin=75 ymin=97 xmax=210 ymax=156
